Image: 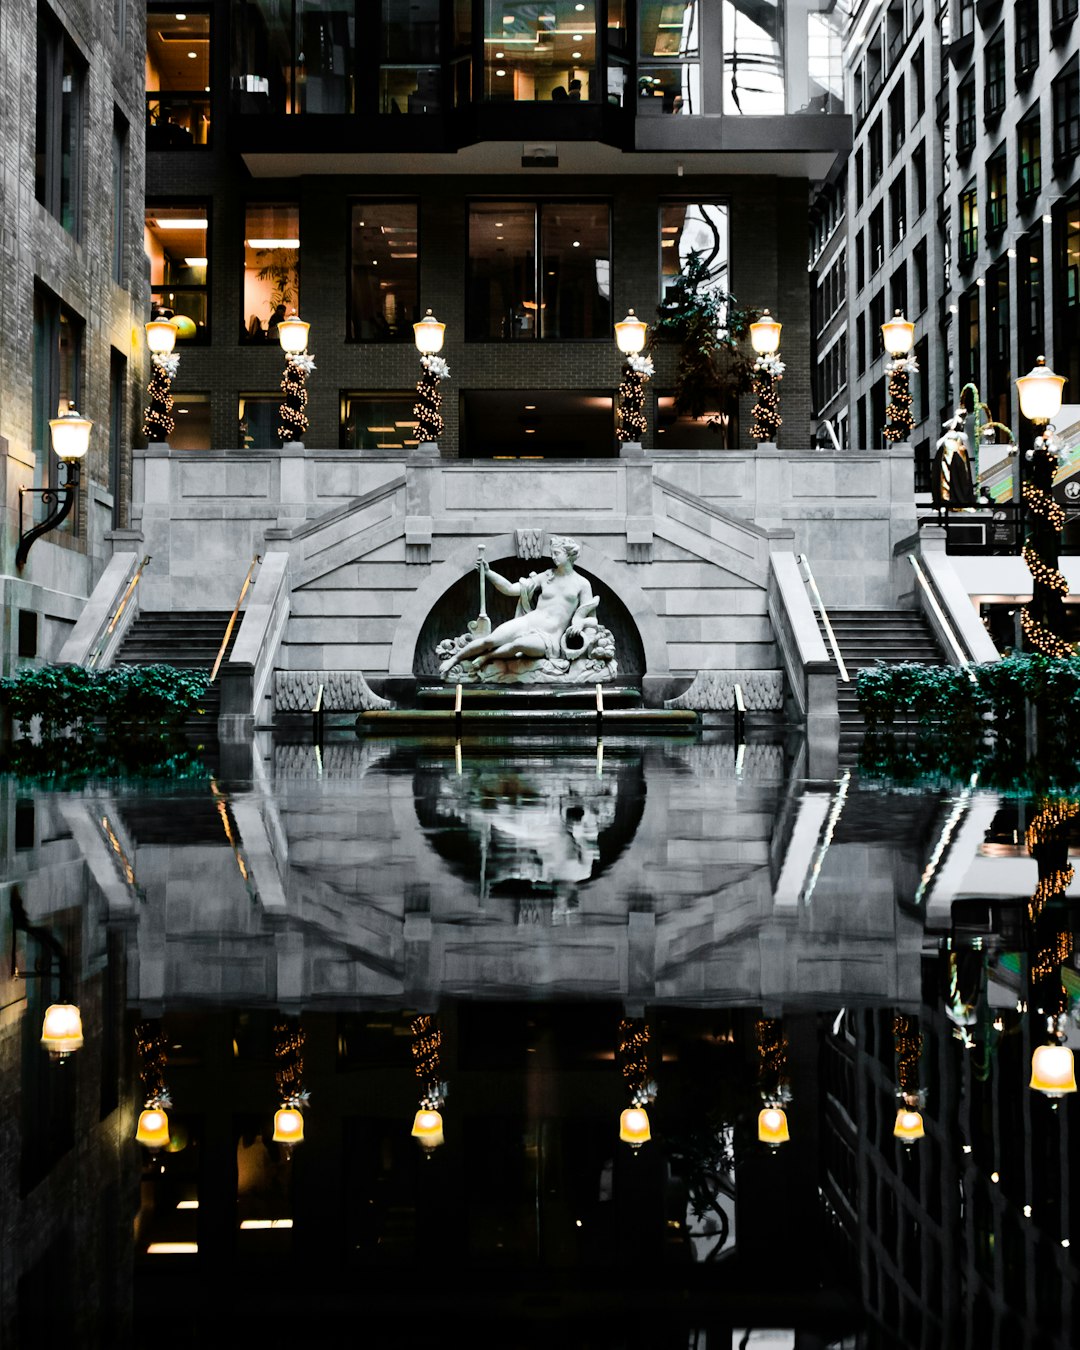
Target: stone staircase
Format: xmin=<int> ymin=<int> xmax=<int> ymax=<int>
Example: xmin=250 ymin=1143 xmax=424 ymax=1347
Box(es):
xmin=114 ymin=610 xmax=238 ymax=728
xmin=817 ymin=608 xmax=947 ymax=750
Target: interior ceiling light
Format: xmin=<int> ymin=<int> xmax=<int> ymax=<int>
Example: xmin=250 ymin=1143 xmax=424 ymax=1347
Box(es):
xmin=155 ymin=218 xmax=207 ymax=229
xmin=246 ymin=238 xmax=299 ymax=248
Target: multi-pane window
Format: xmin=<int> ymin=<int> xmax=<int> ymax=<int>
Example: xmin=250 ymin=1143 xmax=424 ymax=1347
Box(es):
xmin=1051 ymin=0 xmax=1078 ymax=24
xmin=889 ymin=171 xmax=906 ymax=247
xmin=889 ymin=82 xmax=905 ymax=157
xmin=349 ymin=203 xmax=419 ymax=342
xmin=807 ymin=8 xmax=845 ymax=113
xmin=1018 ymin=225 xmax=1043 ymax=373
xmin=869 ymin=289 xmax=885 ymax=359
xmin=816 ymin=251 xmax=846 ymax=334
xmin=856 ymin=314 xmax=866 ymax=375
xmin=484 ymin=0 xmax=598 ymax=102
xmin=144 ymin=203 xmax=210 ymax=339
xmin=957 ymin=71 xmax=976 ymax=156
xmin=1053 ymin=57 xmax=1080 ymax=163
xmin=959 ymin=286 xmax=980 ymax=388
xmin=722 ymin=0 xmax=785 ymax=115
xmin=911 ymin=44 xmax=925 ymax=120
xmin=958 ymin=0 xmax=975 ymax=37
xmin=230 ymin=0 xmax=354 ymax=114
xmin=913 ymin=240 xmax=928 ymax=314
xmin=986 ymin=146 xmax=1008 ymax=234
xmin=984 ymin=28 xmax=1006 ymax=120
xmin=855 ymin=229 xmax=865 ymax=292
xmin=36 ymin=11 xmax=85 ymax=236
xmin=238 ymin=394 xmax=283 ymax=450
xmin=32 ymin=284 xmax=84 ymax=495
xmin=341 ymin=393 xmax=419 ymax=451
xmin=467 ymin=200 xmax=611 ymax=341
xmin=817 ymin=336 xmax=847 ymax=408
xmin=958 ymin=181 xmax=978 ymax=264
xmin=1018 ymin=106 xmax=1041 ymax=200
xmin=890 ymin=262 xmax=907 ymax=318
xmin=381 ymin=0 xmax=440 ymax=114
xmin=912 ymin=141 xmax=927 ymax=217
xmin=111 ymin=112 xmax=128 ymax=284
xmin=660 ymin=203 xmax=729 ymax=313
xmin=855 ymin=148 xmax=864 ymax=201
xmin=1015 ymin=0 xmax=1039 ymax=79
xmin=242 ymin=203 xmax=299 ymax=343
xmin=987 ymin=260 xmax=1011 ymax=424
xmin=869 ymin=116 xmax=883 ymax=183
xmin=146 ymin=6 xmax=211 ymax=146
xmin=869 ymin=205 xmax=885 ymax=272
xmin=640 ymin=0 xmax=700 ymax=113
xmin=1054 ymin=190 xmax=1080 ymax=400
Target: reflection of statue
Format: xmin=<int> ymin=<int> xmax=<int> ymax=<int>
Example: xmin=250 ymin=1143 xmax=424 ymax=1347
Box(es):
xmin=436 ymin=536 xmax=618 ymax=684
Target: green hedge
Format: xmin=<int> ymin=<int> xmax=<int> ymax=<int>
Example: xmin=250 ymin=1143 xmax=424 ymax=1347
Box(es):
xmin=0 ymin=663 xmax=210 ymax=740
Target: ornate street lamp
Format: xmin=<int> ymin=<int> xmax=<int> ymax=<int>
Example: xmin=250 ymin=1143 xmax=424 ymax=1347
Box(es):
xmin=893 ymin=1106 xmax=926 ymax=1142
xmin=412 ymin=310 xmax=449 ymax=450
xmin=882 ymin=310 xmax=917 ymax=445
xmin=277 ymin=312 xmax=314 ymax=447
xmin=749 ymin=309 xmax=783 ymax=445
xmin=614 ymin=309 xmax=653 ymax=450
xmin=1014 ymin=358 xmax=1071 ymax=657
xmin=142 ymin=307 xmax=180 ymax=445
xmin=272 ymin=1106 xmax=305 ymax=1146
xmin=892 ymin=1014 xmax=926 ymax=1148
xmin=410 ymin=1013 xmax=447 ymax=1153
xmin=15 ymin=406 xmax=93 ymax=568
xmin=1030 ymin=1034 xmax=1077 ymax=1102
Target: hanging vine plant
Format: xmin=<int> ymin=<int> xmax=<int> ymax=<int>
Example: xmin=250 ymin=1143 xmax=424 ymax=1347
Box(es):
xmin=652 ymin=252 xmax=760 ymax=430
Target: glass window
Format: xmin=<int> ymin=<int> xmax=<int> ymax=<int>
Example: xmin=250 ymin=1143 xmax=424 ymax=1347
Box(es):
xmin=911 ymin=43 xmax=924 ymax=120
xmin=112 ymin=112 xmax=127 ymax=284
xmin=173 ymin=392 xmax=212 ymax=449
xmin=639 ymin=1 xmax=700 ymax=114
xmin=238 ymin=394 xmax=283 ymax=449
xmin=912 ymin=141 xmax=926 ymax=216
xmin=723 ymin=0 xmax=785 ymax=115
xmin=890 ymin=262 xmax=907 ymax=317
xmin=987 ymin=261 xmax=1011 ymax=424
xmin=1015 ymin=0 xmax=1039 ymax=78
xmin=146 ymin=6 xmax=211 ymax=147
xmin=381 ymin=0 xmax=441 ymax=113
xmin=958 ymin=181 xmax=978 ymax=264
xmin=144 ymin=203 xmax=210 ymax=340
xmin=869 ymin=205 xmax=885 ymax=272
xmin=856 ymin=314 xmax=865 ymax=375
xmin=956 ymin=70 xmax=975 ymax=156
xmin=914 ymin=240 xmax=928 ymax=314
xmin=660 ymin=203 xmax=729 ymax=315
xmin=855 ymin=229 xmax=865 ymax=291
xmin=806 ymin=9 xmax=844 ymax=113
xmin=109 ymin=350 xmax=126 ymax=526
xmin=1054 ymin=190 xmax=1080 ymax=404
xmin=452 ymin=0 xmax=473 ymax=107
xmin=889 ymin=82 xmax=905 ymax=157
xmin=230 ymin=0 xmax=354 ymax=114
xmin=36 ymin=12 xmax=84 ymax=236
xmin=1018 ymin=106 xmax=1041 ymax=199
xmin=1018 ymin=225 xmax=1043 ymax=372
xmin=959 ymin=286 xmax=980 ymax=388
xmin=483 ymin=1 xmax=597 ymax=103
xmin=467 ymin=201 xmax=611 ymax=341
xmin=1052 ymin=0 xmax=1078 ymax=25
xmin=348 ymin=203 xmax=419 ymax=342
xmin=869 ymin=289 xmax=885 ymax=359
xmin=984 ymin=28 xmax=1006 ymax=120
xmin=242 ymin=203 xmax=299 ymax=343
xmin=1053 ymin=57 xmax=1080 ymax=163
xmin=869 ymin=116 xmax=883 ymax=183
xmin=889 ymin=170 xmax=906 ymax=247
xmin=986 ymin=146 xmax=1007 ymax=234
xmin=32 ymin=284 xmax=84 ymax=497
xmin=341 ymin=393 xmax=419 ymax=450
xmin=656 ymin=394 xmax=737 ymax=449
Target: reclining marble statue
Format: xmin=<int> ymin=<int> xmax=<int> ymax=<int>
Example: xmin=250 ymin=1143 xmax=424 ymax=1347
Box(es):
xmin=436 ymin=536 xmax=618 ymax=684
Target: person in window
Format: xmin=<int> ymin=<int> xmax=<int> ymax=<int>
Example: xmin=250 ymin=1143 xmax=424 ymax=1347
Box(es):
xmin=552 ymin=85 xmax=569 ymax=101
xmin=568 ymin=79 xmax=582 ymax=101
xmin=267 ymin=304 xmax=286 ymax=341
xmin=246 ymin=314 xmax=266 ymax=342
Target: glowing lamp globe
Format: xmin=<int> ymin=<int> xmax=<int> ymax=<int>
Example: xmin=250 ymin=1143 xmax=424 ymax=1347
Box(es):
xmin=273 ymin=1107 xmax=305 ymax=1145
xmin=277 ymin=313 xmax=310 ymax=355
xmin=411 ymin=1108 xmax=445 ymax=1150
xmin=1016 ymin=357 xmax=1066 ymax=425
xmin=145 ymin=316 xmax=178 ymax=355
xmin=893 ymin=1108 xmax=925 ymax=1142
xmin=881 ymin=310 xmax=915 ymax=358
xmin=619 ymin=1106 xmax=651 ymax=1149
xmin=614 ymin=309 xmax=648 ymax=355
xmin=749 ymin=309 xmax=782 ymax=356
xmin=1030 ymin=1043 xmax=1077 ymax=1098
xmin=49 ymin=408 xmax=92 ymax=462
xmin=413 ymin=309 xmax=446 ymax=355
xmin=40 ymin=1003 xmax=83 ymax=1058
xmin=136 ymin=1108 xmax=171 ymax=1150
xmin=757 ymin=1107 xmax=789 ymax=1147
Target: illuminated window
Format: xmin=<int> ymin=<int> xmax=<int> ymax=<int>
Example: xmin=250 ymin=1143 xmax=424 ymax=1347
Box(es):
xmin=144 ymin=203 xmax=210 ymax=341
xmin=349 ymin=204 xmax=419 ymax=342
xmin=242 ymin=203 xmax=299 ymax=343
xmin=146 ymin=6 xmax=211 ymax=147
xmin=482 ymin=1 xmax=597 ymax=103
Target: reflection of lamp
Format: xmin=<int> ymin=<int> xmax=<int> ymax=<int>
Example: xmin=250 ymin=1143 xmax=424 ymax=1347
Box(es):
xmin=619 ymin=1106 xmax=651 ymax=1148
xmin=892 ymin=1014 xmax=926 ymax=1146
xmin=749 ymin=310 xmax=783 ymax=444
xmin=411 ymin=1013 xmax=447 ymax=1152
xmin=755 ymin=1016 xmax=791 ymax=1147
xmin=617 ymin=1016 xmax=656 ymax=1149
xmin=893 ymin=1107 xmax=925 ymax=1142
xmin=411 ymin=1108 xmax=444 ymax=1150
xmin=757 ymin=1107 xmax=790 ymax=1148
xmin=136 ymin=1107 xmax=171 ymax=1150
xmin=277 ymin=313 xmax=313 ymax=446
xmin=615 ymin=309 xmax=652 ymax=448
xmin=413 ymin=310 xmax=448 ymax=447
xmin=273 ymin=1019 xmax=307 ymax=1148
xmin=10 ymin=888 xmax=83 ymax=1060
xmin=15 ymin=406 xmax=93 ymax=568
xmin=1030 ymin=1042 xmax=1077 ymax=1099
xmin=272 ymin=1107 xmax=305 ymax=1145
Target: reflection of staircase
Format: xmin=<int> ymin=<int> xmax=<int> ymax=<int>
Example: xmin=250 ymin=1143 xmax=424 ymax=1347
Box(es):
xmin=818 ymin=609 xmax=947 ymax=750
xmin=114 ymin=611 xmax=237 ymax=726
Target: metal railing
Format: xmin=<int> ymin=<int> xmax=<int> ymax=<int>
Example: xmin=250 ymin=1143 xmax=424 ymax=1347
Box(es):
xmin=211 ymin=555 xmax=261 ymax=683
xmin=908 ymin=555 xmax=978 ymax=681
xmin=797 ymin=554 xmax=849 ymax=683
xmin=87 ymin=555 xmax=151 ymax=668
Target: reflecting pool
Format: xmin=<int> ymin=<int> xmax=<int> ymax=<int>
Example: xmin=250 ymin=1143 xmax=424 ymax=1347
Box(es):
xmin=2 ymin=732 xmax=1079 ymax=1347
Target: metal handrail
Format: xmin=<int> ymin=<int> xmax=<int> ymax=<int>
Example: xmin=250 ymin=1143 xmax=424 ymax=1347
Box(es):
xmin=797 ymin=554 xmax=849 ymax=683
xmin=88 ymin=554 xmax=151 ymax=667
xmin=908 ymin=554 xmax=978 ymax=681
xmin=210 ymin=555 xmax=261 ymax=683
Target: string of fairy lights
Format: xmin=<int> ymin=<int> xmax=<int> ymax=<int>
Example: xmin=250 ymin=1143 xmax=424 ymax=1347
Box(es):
xmin=1021 ymin=436 xmax=1074 ymax=658
xmin=750 ymin=370 xmax=782 ymax=443
xmin=883 ymin=364 xmax=914 ymax=442
xmin=414 ymin=364 xmax=445 ymax=444
xmin=892 ymin=1015 xmax=923 ymax=1097
xmin=618 ymin=1018 xmax=651 ymax=1101
xmin=278 ymin=359 xmax=310 ymax=443
xmin=273 ymin=1021 xmax=306 ymax=1106
xmin=617 ymin=367 xmax=648 ymax=443
xmin=411 ymin=1013 xmax=443 ymax=1103
xmin=141 ymin=360 xmax=176 ymax=441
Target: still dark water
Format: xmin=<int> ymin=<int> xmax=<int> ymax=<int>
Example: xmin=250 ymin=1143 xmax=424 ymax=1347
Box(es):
xmin=2 ymin=731 xmax=1078 ymax=1348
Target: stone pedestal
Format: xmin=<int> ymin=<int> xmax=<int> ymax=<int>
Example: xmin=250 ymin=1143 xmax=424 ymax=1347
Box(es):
xmin=756 ymin=440 xmax=777 ymax=452
xmin=619 ymin=440 xmax=645 ymax=458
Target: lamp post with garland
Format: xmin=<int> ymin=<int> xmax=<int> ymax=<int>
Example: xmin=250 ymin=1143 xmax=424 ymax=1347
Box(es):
xmin=413 ymin=310 xmax=449 ymax=451
xmin=881 ymin=310 xmax=917 ymax=445
xmin=277 ymin=312 xmax=314 ymax=447
xmin=614 ymin=308 xmax=652 ymax=453
xmin=749 ymin=310 xmax=783 ymax=447
xmin=142 ymin=308 xmax=180 ymax=445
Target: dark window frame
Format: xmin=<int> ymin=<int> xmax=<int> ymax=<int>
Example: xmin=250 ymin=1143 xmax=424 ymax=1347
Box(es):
xmin=957 ymin=71 xmax=976 ymax=158
xmin=1053 ymin=58 xmax=1080 ymax=164
xmin=35 ymin=9 xmax=85 ymax=237
xmin=984 ymin=28 xmax=1006 ymax=122
xmin=986 ymin=145 xmax=1008 ymax=234
xmin=1018 ymin=106 xmax=1042 ymax=200
xmin=347 ymin=199 xmax=420 ymax=343
xmin=958 ymin=180 xmax=979 ymax=265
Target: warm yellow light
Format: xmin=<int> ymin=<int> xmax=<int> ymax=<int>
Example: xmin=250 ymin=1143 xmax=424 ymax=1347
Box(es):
xmin=413 ymin=309 xmax=446 ymax=354
xmin=136 ymin=1108 xmax=171 ymax=1149
xmin=893 ymin=1108 xmax=925 ymax=1142
xmin=1016 ymin=357 xmax=1066 ymax=425
xmin=277 ymin=313 xmax=310 ymax=355
xmin=146 ymin=1242 xmax=198 ymax=1255
xmin=749 ymin=309 xmax=782 ymax=355
xmin=273 ymin=1107 xmax=305 ymax=1145
xmin=614 ymin=309 xmax=648 ymax=355
xmin=49 ymin=408 xmax=92 ymax=461
xmin=881 ymin=310 xmax=915 ymax=357
xmin=40 ymin=1003 xmax=83 ymax=1057
xmin=757 ymin=1107 xmax=789 ymax=1147
xmin=145 ymin=317 xmax=178 ymax=354
xmin=411 ymin=1108 xmax=445 ymax=1149
xmin=619 ymin=1106 xmax=652 ymax=1148
xmin=1030 ymin=1044 xmax=1077 ymax=1098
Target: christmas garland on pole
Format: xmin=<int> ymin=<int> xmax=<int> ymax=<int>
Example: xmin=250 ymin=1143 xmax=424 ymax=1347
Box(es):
xmin=278 ymin=352 xmax=315 ymax=444
xmin=883 ymin=356 xmax=918 ymax=442
xmin=1022 ymin=429 xmax=1073 ymax=659
xmin=141 ymin=354 xmax=178 ymax=442
xmin=617 ymin=353 xmax=653 ymax=444
xmin=414 ymin=355 xmax=449 ymax=445
xmin=750 ymin=353 xmax=784 ymax=443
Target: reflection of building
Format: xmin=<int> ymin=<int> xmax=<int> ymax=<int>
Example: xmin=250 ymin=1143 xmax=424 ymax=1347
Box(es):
xmin=0 ymin=1 xmax=146 ymax=675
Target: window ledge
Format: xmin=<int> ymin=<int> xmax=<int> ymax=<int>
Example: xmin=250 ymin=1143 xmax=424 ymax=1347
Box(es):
xmin=1053 ymin=150 xmax=1079 ymax=177
xmin=1014 ymin=64 xmax=1039 ymax=88
xmin=1051 ymin=16 xmax=1077 ymax=47
xmin=948 ymin=33 xmax=976 ymax=69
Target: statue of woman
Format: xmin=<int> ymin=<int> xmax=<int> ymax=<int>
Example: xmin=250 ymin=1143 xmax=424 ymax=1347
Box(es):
xmin=439 ymin=535 xmax=598 ymax=676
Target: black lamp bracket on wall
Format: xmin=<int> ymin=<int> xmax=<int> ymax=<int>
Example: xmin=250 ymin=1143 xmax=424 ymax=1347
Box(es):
xmin=16 ymin=460 xmax=80 ymax=569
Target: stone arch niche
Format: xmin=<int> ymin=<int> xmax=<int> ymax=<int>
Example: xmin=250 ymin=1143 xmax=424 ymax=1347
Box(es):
xmin=411 ymin=553 xmax=647 ymax=682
